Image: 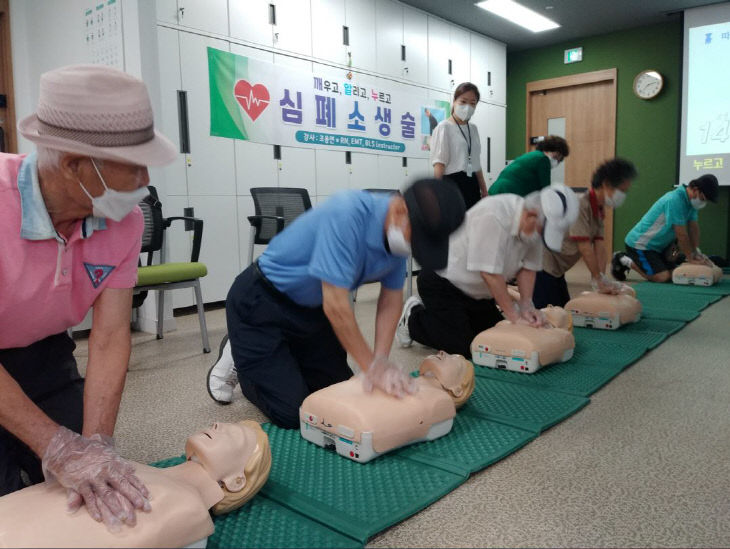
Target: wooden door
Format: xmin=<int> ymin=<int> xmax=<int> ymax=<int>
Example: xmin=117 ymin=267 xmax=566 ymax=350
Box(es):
xmin=0 ymin=0 xmax=16 ymax=153
xmin=526 ymin=69 xmax=617 ymax=252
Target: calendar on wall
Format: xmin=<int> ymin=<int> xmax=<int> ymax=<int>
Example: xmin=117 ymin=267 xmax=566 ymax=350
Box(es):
xmin=85 ymin=0 xmax=124 ymax=69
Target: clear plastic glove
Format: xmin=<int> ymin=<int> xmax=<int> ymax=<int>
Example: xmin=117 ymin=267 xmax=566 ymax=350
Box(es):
xmin=591 ymin=273 xmax=621 ymax=295
xmin=515 ymin=301 xmax=547 ymax=328
xmin=690 ymin=250 xmax=712 ymax=266
xmin=617 ymin=283 xmax=634 ymax=295
xmin=362 ymin=356 xmax=418 ymax=398
xmin=42 ymin=426 xmax=151 ymax=532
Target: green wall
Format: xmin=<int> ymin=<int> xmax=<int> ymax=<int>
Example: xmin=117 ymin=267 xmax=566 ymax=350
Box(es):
xmin=506 ymin=21 xmax=729 ymax=257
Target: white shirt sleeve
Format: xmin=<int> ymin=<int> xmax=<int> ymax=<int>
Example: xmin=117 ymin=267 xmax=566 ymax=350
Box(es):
xmin=466 ymin=212 xmax=511 ymax=275
xmin=430 ymin=123 xmax=449 ymax=167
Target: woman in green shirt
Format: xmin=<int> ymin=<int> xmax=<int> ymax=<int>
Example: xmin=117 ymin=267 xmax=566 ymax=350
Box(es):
xmin=489 ymin=135 xmax=569 ymax=196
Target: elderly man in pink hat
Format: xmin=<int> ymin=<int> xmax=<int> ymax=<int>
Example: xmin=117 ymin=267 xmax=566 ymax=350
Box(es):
xmin=0 ymin=65 xmax=176 ymax=530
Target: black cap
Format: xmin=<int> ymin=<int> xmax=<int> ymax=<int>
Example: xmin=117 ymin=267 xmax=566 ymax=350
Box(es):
xmin=403 ymin=178 xmax=466 ymax=271
xmin=690 ymin=174 xmax=719 ymax=203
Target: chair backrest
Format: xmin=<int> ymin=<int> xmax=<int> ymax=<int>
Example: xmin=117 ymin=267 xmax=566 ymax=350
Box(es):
xmin=250 ymin=187 xmax=312 ymax=244
xmin=139 ymin=185 xmax=165 ymax=259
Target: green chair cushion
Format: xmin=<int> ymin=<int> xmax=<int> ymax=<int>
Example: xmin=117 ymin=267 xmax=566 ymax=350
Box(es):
xmin=136 ymin=262 xmax=207 ymax=286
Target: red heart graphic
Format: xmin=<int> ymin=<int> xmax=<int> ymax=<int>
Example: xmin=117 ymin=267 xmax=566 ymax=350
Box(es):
xmin=234 ymin=80 xmax=270 ymax=122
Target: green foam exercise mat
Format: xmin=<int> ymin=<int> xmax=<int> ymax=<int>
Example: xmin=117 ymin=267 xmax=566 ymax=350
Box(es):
xmin=209 ymin=495 xmax=362 ymax=549
xmin=641 ymin=306 xmax=701 ymax=322
xmin=640 ymin=278 xmax=730 ymax=296
xmin=396 ymin=411 xmax=536 ymax=476
xmin=150 ymin=456 xmax=362 ymax=549
xmin=461 ymin=375 xmax=589 ymax=433
xmin=473 ymin=340 xmax=645 ymax=397
xmin=573 ymin=325 xmax=667 ymax=350
xmin=633 ymin=285 xmax=722 ymax=311
xmin=260 ymin=423 xmax=466 ymax=544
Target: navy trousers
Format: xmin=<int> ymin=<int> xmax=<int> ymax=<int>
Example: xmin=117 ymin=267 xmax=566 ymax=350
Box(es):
xmin=532 ymin=270 xmax=571 ymax=309
xmin=226 ymin=264 xmax=351 ymax=429
xmin=0 ymin=333 xmax=84 ymax=495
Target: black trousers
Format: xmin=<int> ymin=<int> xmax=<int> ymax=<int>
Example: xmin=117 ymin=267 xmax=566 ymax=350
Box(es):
xmin=0 ymin=333 xmax=84 ymax=496
xmin=408 ymin=270 xmax=503 ymax=357
xmin=532 ymin=270 xmax=571 ymax=309
xmin=226 ymin=264 xmax=352 ymax=429
xmin=445 ymin=171 xmax=481 ymax=210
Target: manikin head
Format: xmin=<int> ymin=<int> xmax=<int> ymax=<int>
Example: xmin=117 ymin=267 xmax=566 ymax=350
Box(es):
xmin=591 ymin=158 xmax=637 ymax=209
xmin=384 ymin=179 xmax=466 ymax=271
xmin=419 ymin=351 xmax=475 ymax=408
xmin=185 ymin=420 xmax=271 ymax=515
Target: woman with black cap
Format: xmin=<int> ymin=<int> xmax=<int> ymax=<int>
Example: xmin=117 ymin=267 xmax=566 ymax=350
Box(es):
xmin=430 ymin=82 xmax=487 ymax=209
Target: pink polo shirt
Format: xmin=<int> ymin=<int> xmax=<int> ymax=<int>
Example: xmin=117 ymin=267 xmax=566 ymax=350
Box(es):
xmin=0 ymin=152 xmax=144 ymax=349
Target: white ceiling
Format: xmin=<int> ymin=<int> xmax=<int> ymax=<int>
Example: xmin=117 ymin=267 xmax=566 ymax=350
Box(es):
xmin=400 ymin=0 xmax=728 ymax=51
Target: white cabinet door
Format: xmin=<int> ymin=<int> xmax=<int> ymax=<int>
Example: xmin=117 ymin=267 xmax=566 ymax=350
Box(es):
xmin=229 ymin=0 xmax=273 ymax=46
xmin=403 ymin=7 xmax=427 ymax=84
xmin=349 ymin=152 xmax=379 ymax=190
xmin=315 ymin=149 xmax=349 ymax=196
xmin=377 ymin=155 xmax=406 ymax=191
xmin=156 ymin=27 xmax=187 ymax=196
xmin=485 ymin=37 xmax=506 ymax=105
xmin=177 ymin=0 xmax=228 ymax=35
xmin=486 ymin=103 xmax=506 ymax=182
xmin=274 ymin=53 xmax=312 ymax=72
xmin=406 ymin=156 xmax=431 ymax=182
xmin=163 ymin=195 xmax=195 ymax=309
xmin=273 ymin=0 xmax=313 ymax=56
xmin=278 ymin=147 xmax=316 ymax=200
xmin=470 ymin=99 xmax=489 ymax=179
xmin=156 ymin=0 xmax=180 ymax=25
xmin=375 ymin=0 xmax=403 ymax=79
xmin=449 ymin=26 xmax=470 ymax=89
xmin=427 ymin=16 xmax=451 ymax=90
xmin=311 ymin=0 xmax=347 ymax=66
xmin=230 ymin=42 xmax=274 ymax=62
xmin=469 ymin=33 xmax=490 ymax=97
xmin=188 ymin=196 xmax=240 ymax=303
xmin=235 ymin=141 xmax=278 ymax=196
xmin=345 ymin=0 xmax=376 ymax=72
xmin=179 ymin=33 xmax=236 ymax=196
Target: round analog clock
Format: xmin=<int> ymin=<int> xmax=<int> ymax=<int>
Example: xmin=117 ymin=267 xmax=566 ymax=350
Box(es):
xmin=633 ymin=70 xmax=663 ymax=100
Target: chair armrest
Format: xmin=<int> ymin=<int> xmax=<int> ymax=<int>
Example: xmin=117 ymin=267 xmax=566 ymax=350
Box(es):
xmin=165 ymin=216 xmax=204 ymax=262
xmin=247 ymin=215 xmax=285 ymax=235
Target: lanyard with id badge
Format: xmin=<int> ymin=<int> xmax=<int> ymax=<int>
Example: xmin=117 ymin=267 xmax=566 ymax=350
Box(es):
xmin=456 ymin=123 xmax=473 ymax=177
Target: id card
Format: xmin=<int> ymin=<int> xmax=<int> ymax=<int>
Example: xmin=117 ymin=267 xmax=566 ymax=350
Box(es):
xmin=466 ymin=159 xmax=473 ymax=177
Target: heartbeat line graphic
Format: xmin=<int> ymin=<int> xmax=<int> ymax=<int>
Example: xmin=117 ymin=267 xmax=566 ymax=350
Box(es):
xmin=235 ymin=90 xmax=270 ymax=109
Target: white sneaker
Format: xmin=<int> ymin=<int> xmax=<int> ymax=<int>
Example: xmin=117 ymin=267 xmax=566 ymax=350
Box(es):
xmin=396 ymin=295 xmax=423 ymax=347
xmin=206 ymin=336 xmax=238 ymax=404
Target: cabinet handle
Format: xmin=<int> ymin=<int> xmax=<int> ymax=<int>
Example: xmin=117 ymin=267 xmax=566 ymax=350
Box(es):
xmin=183 ymin=207 xmax=194 ymax=231
xmin=487 ymin=137 xmax=491 ymax=173
xmin=177 ymin=90 xmax=190 ymax=154
xmin=488 ymin=71 xmax=492 ymax=86
xmin=273 ymin=144 xmax=281 ymax=160
xmin=448 ymin=59 xmax=452 ymax=75
xmin=268 ymin=3 xmax=276 ymax=25
xmin=342 ymin=25 xmax=349 ymax=46
xmin=402 ymin=157 xmax=408 ymax=168
xmin=345 ymin=151 xmax=352 ymax=165
xmin=401 ymin=44 xmax=406 ymax=62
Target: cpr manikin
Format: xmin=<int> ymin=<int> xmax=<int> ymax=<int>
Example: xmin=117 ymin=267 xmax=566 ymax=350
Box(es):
xmin=672 ymin=262 xmax=723 ymax=286
xmin=565 ymin=286 xmax=642 ymax=330
xmin=471 ymin=300 xmax=575 ymax=373
xmin=0 ymin=421 xmax=271 ymax=548
xmin=300 ymin=353 xmax=474 ymax=462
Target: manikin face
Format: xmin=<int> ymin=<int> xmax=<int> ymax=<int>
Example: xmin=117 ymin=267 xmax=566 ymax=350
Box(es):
xmin=185 ymin=422 xmax=257 ymax=492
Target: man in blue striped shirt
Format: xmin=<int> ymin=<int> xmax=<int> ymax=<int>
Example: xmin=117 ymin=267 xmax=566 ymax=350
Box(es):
xmin=612 ymin=174 xmax=719 ymax=282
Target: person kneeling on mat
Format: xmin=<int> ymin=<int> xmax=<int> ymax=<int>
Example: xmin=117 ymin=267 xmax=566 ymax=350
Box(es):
xmin=612 ymin=174 xmax=719 ymax=283
xmin=207 ymin=179 xmax=466 ymax=428
xmin=534 ymin=158 xmax=637 ymax=308
xmin=396 ymin=184 xmax=579 ymax=357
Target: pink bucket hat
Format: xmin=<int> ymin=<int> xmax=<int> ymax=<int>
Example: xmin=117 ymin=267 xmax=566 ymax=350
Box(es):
xmin=18 ymin=64 xmax=176 ymax=167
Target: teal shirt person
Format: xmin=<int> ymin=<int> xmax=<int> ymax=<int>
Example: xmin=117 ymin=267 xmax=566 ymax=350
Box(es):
xmin=625 ymin=185 xmax=698 ymax=252
xmin=488 ymin=150 xmax=552 ymax=197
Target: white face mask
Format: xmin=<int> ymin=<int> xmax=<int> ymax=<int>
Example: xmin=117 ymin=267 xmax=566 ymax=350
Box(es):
xmin=78 ymin=159 xmax=149 ymax=222
xmin=549 ymin=156 xmax=560 ymax=170
xmin=691 ymin=197 xmax=707 ymax=210
xmin=453 ymin=103 xmax=475 ymax=122
xmin=605 ymin=188 xmax=626 ymax=208
xmin=386 ymin=225 xmax=411 ymax=257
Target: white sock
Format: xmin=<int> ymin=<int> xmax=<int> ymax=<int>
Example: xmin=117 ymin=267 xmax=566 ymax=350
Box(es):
xmin=620 ymin=255 xmax=634 ymax=268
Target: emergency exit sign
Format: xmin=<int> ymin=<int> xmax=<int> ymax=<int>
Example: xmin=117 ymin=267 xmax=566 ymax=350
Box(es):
xmin=564 ymin=47 xmax=583 ymax=64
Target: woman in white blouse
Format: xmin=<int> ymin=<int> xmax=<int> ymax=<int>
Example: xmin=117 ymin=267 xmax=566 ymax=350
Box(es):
xmin=430 ymin=82 xmax=488 ymax=209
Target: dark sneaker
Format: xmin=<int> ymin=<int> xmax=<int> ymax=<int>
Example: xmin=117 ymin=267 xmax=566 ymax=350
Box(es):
xmin=611 ymin=252 xmax=629 ymax=281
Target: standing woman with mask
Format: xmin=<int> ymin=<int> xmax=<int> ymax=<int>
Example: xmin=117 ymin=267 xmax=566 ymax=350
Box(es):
xmin=488 ymin=135 xmax=569 ymax=197
xmin=533 ymin=158 xmax=637 ymax=308
xmin=430 ymin=82 xmax=487 ymax=209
